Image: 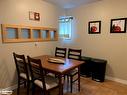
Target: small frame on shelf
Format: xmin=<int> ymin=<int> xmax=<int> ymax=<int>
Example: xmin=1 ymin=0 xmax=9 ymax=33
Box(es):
xmin=88 ymin=21 xmax=101 ymax=34
xmin=110 ymin=18 xmax=126 ymax=33
xmin=29 ymin=11 xmax=40 ymax=21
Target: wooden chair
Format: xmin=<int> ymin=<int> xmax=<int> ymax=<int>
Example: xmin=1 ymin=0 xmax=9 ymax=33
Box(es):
xmin=54 ymin=47 xmax=67 ymax=78
xmin=27 ymin=56 xmax=59 ymax=95
xmin=55 ymin=47 xmax=67 ymax=58
xmin=68 ymin=48 xmax=82 ymax=60
xmin=67 ymin=48 xmax=82 ymax=93
xmin=13 ymin=52 xmax=30 ymax=95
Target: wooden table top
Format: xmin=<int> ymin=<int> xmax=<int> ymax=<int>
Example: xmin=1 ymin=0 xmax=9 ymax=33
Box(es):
xmin=34 ymin=55 xmax=84 ymax=74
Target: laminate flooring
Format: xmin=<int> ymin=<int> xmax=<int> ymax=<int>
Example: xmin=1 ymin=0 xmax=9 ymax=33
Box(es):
xmin=12 ymin=77 xmax=127 ymax=95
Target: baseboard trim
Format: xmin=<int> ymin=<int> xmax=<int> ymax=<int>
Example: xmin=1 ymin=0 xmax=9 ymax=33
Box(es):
xmin=3 ymin=76 xmax=127 ymax=91
xmin=3 ymin=84 xmax=17 ymax=91
xmin=106 ymin=76 xmax=127 ymax=85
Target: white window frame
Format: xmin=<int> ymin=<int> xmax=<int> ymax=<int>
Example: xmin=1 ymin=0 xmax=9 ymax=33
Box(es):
xmin=59 ymin=16 xmax=73 ymax=39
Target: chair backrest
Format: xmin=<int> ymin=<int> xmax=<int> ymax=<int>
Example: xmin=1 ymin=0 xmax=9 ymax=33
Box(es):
xmin=68 ymin=48 xmax=82 ymax=60
xmin=55 ymin=47 xmax=67 ymax=58
xmin=27 ymin=56 xmax=46 ymax=91
xmin=13 ymin=52 xmax=29 ymax=79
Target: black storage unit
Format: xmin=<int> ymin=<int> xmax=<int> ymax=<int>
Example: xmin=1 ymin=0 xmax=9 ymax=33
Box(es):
xmin=80 ymin=56 xmax=107 ymax=82
xmin=80 ymin=56 xmax=92 ymax=77
xmin=91 ymin=58 xmax=107 ymax=82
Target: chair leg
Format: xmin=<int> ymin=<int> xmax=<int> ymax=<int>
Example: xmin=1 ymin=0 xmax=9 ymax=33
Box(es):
xmin=41 ymin=89 xmax=48 ymax=95
xmin=17 ymin=79 xmax=20 ymax=95
xmin=46 ymin=91 xmax=50 ymax=95
xmin=24 ymin=82 xmax=26 ymax=88
xmin=27 ymin=81 xmax=30 ymax=95
xmin=78 ymin=67 xmax=80 ymax=92
xmin=78 ymin=79 xmax=80 ymax=92
xmin=70 ymin=76 xmax=73 ymax=93
xmin=66 ymin=75 xmax=69 ymax=91
xmin=32 ymin=83 xmax=35 ymax=95
xmin=63 ymin=75 xmax=66 ymax=81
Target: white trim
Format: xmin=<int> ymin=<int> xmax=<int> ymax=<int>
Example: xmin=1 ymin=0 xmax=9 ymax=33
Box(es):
xmin=2 ymin=84 xmax=17 ymax=91
xmin=106 ymin=76 xmax=127 ymax=85
xmin=2 ymin=76 xmax=127 ymax=91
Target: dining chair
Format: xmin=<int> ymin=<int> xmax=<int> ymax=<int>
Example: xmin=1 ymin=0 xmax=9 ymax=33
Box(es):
xmin=13 ymin=52 xmax=30 ymax=95
xmin=27 ymin=56 xmax=59 ymax=95
xmin=54 ymin=47 xmax=67 ymax=79
xmin=55 ymin=47 xmax=67 ymax=58
xmin=67 ymin=48 xmax=82 ymax=93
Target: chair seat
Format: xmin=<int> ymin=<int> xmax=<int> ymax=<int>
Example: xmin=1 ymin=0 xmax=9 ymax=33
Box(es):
xmin=47 ymin=73 xmax=55 ymax=77
xmin=67 ymin=68 xmax=78 ymax=76
xmin=34 ymin=75 xmax=58 ymax=90
xmin=20 ymin=73 xmax=31 ymax=80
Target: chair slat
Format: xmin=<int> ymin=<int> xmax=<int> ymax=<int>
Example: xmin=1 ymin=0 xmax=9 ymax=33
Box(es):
xmin=55 ymin=47 xmax=67 ymax=58
xmin=68 ymin=48 xmax=82 ymax=60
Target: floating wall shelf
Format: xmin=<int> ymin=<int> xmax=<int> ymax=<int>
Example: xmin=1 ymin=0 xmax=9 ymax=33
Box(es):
xmin=1 ymin=24 xmax=58 ymax=43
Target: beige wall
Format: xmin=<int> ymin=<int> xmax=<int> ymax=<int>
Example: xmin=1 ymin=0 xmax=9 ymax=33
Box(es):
xmin=59 ymin=0 xmax=127 ymax=80
xmin=1 ymin=0 xmax=127 ymax=88
xmin=0 ymin=0 xmax=63 ymax=88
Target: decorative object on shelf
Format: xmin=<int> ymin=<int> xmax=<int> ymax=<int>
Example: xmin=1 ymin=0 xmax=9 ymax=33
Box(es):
xmin=29 ymin=11 xmax=40 ymax=21
xmin=110 ymin=18 xmax=126 ymax=33
xmin=88 ymin=21 xmax=101 ymax=34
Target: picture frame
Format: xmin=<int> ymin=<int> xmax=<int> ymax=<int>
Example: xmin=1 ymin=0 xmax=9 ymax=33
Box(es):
xmin=88 ymin=21 xmax=101 ymax=34
xmin=34 ymin=12 xmax=40 ymax=21
xmin=29 ymin=11 xmax=40 ymax=21
xmin=110 ymin=18 xmax=126 ymax=33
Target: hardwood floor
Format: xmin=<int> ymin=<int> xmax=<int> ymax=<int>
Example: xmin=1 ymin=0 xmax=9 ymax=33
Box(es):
xmin=12 ymin=77 xmax=127 ymax=95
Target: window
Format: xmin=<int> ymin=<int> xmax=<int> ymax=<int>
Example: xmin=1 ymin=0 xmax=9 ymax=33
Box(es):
xmin=59 ymin=16 xmax=73 ymax=39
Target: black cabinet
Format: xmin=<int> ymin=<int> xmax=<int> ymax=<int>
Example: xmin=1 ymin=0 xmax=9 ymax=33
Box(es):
xmin=80 ymin=57 xmax=92 ymax=77
xmin=80 ymin=56 xmax=107 ymax=82
xmin=91 ymin=58 xmax=107 ymax=82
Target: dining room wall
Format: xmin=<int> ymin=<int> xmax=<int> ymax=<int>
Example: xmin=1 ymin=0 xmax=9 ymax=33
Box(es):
xmin=0 ymin=0 xmax=63 ymax=88
xmin=58 ymin=0 xmax=127 ymax=83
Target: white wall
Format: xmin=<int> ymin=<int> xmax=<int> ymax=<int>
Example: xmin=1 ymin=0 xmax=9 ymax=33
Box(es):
xmin=1 ymin=0 xmax=127 ymax=88
xmin=59 ymin=0 xmax=127 ymax=81
xmin=0 ymin=0 xmax=63 ymax=88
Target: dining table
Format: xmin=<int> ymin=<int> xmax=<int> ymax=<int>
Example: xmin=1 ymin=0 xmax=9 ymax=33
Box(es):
xmin=34 ymin=55 xmax=84 ymax=95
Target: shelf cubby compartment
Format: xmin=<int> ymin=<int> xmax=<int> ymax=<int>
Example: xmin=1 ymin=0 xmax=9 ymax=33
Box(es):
xmin=21 ymin=28 xmax=30 ymax=39
xmin=41 ymin=30 xmax=50 ymax=41
xmin=49 ymin=30 xmax=58 ymax=41
xmin=7 ymin=28 xmax=18 ymax=39
xmin=32 ymin=29 xmax=41 ymax=41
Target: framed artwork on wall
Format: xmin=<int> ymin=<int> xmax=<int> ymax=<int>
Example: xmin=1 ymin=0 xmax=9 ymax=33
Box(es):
xmin=110 ymin=18 xmax=126 ymax=33
xmin=88 ymin=21 xmax=101 ymax=34
xmin=29 ymin=11 xmax=40 ymax=21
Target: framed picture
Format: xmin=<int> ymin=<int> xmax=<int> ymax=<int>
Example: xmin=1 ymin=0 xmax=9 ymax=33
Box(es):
xmin=29 ymin=11 xmax=40 ymax=21
xmin=88 ymin=21 xmax=101 ymax=34
xmin=110 ymin=18 xmax=126 ymax=33
xmin=34 ymin=12 xmax=40 ymax=20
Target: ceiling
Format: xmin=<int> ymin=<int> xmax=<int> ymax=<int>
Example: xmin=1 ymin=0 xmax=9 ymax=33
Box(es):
xmin=44 ymin=0 xmax=101 ymax=9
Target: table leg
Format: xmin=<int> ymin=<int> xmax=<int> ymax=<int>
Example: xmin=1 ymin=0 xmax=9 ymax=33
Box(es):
xmin=58 ymin=74 xmax=63 ymax=95
xmin=78 ymin=66 xmax=80 ymax=92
